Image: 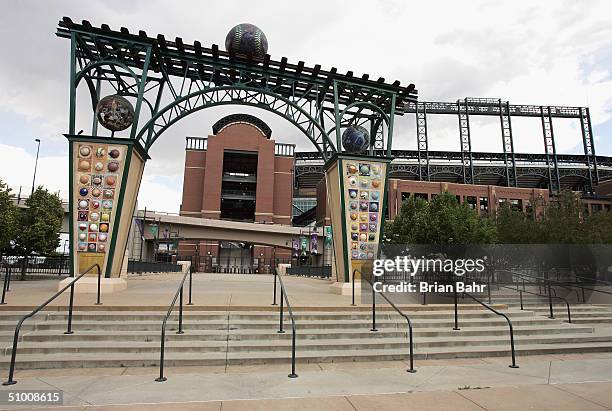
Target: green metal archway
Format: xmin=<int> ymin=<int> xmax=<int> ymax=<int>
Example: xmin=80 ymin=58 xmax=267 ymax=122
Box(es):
xmin=57 ymin=17 xmax=418 ymax=280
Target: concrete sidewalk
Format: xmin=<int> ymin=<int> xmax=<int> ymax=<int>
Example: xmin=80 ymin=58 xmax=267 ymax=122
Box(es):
xmin=2 ymin=355 xmax=612 ymax=410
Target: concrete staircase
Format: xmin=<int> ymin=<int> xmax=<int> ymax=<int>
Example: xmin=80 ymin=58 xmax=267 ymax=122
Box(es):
xmin=485 ymin=290 xmax=612 ymax=325
xmin=2 ymin=305 xmax=612 ymax=370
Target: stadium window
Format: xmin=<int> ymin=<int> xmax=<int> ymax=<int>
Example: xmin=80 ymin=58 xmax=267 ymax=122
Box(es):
xmin=414 ymin=193 xmax=428 ymax=201
xmin=510 ymin=199 xmax=522 ymax=211
xmin=401 ymin=192 xmax=411 ymax=202
xmin=466 ymin=196 xmax=477 ymax=210
xmin=480 ymin=197 xmax=489 ymax=213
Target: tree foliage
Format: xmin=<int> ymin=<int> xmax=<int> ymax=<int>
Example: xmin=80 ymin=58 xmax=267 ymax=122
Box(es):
xmin=0 ymin=179 xmax=18 ymax=252
xmin=12 ymin=186 xmax=64 ymax=255
xmin=385 ymin=192 xmax=497 ymax=244
xmin=386 ymin=189 xmax=612 ymax=245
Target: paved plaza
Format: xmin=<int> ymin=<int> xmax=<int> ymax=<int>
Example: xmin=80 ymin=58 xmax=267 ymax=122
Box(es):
xmin=1 ymin=354 xmax=612 ymax=410
xmin=0 ymin=273 xmax=355 ymax=309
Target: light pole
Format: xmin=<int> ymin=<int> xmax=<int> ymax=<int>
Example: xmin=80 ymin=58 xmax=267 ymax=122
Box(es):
xmin=31 ymin=139 xmax=41 ymax=195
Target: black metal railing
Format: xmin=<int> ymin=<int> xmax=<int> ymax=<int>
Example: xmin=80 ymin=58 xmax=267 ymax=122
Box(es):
xmin=155 ymin=265 xmax=194 ymax=382
xmin=0 ymin=255 xmax=70 ymax=278
xmin=3 ymin=263 xmax=102 ymax=385
xmin=1 ymin=267 xmax=14 ymax=304
xmin=272 ymin=269 xmax=298 ymax=378
xmin=357 ymin=269 xmax=416 ymax=373
xmin=458 ymin=289 xmax=519 ymax=369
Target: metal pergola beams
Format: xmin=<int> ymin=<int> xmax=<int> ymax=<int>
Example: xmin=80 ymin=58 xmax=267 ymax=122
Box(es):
xmin=57 ymin=19 xmax=417 ymax=107
xmin=58 ymin=17 xmax=417 ymax=161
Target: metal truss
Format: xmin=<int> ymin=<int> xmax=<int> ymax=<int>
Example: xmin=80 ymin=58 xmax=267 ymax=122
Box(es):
xmin=58 ymin=18 xmax=417 ymax=161
xmin=541 ymin=106 xmax=561 ymax=191
xmin=499 ymin=100 xmax=517 ymax=187
xmin=415 ymin=102 xmax=430 ymax=181
xmin=458 ymin=98 xmax=474 ymax=184
xmin=580 ymin=107 xmax=599 ymax=190
xmin=402 ymin=98 xmax=601 ymax=194
xmin=405 ymin=100 xmax=583 ymax=118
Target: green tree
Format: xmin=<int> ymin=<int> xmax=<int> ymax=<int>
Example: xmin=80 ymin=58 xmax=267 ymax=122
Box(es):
xmin=495 ymin=202 xmax=542 ymax=244
xmin=584 ymin=209 xmax=612 ymax=243
xmin=0 ymin=179 xmax=18 ymax=253
xmin=385 ymin=192 xmax=497 ymax=244
xmin=12 ymin=187 xmax=64 ymax=274
xmin=539 ymin=190 xmax=587 ymax=244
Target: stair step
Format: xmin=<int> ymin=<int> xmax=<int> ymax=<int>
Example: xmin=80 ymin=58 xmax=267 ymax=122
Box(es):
xmin=17 ymin=324 xmax=593 ymax=343
xmin=4 ymin=341 xmax=612 ymax=369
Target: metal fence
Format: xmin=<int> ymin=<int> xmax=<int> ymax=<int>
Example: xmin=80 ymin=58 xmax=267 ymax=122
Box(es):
xmin=0 ymin=255 xmax=69 ymax=278
xmin=180 ymin=256 xmax=293 ymax=274
xmin=127 ymin=260 xmax=182 ymax=274
xmin=286 ymin=265 xmax=332 ymax=279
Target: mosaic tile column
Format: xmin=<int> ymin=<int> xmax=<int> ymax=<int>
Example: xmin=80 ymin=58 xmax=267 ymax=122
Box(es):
xmin=67 ymin=135 xmax=148 ymax=278
xmin=325 ymin=155 xmax=390 ymax=283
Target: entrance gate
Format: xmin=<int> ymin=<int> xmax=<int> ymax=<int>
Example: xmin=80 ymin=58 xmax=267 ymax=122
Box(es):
xmin=57 ymin=17 xmax=417 ymax=284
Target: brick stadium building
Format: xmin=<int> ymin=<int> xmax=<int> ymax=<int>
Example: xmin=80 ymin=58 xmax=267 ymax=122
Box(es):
xmin=179 ymin=109 xmax=612 ymax=272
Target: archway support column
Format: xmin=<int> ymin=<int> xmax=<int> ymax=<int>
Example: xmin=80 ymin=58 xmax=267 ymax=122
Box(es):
xmin=325 ymin=154 xmax=391 ymax=295
xmin=66 ymin=134 xmax=149 ymax=288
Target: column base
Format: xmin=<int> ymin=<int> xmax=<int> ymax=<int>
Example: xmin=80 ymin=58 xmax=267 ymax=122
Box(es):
xmin=329 ymin=281 xmax=361 ymax=296
xmin=58 ymin=277 xmax=127 ymax=294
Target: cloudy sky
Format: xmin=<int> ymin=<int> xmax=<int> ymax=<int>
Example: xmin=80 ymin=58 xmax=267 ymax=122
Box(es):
xmin=1 ymin=0 xmax=611 ymax=212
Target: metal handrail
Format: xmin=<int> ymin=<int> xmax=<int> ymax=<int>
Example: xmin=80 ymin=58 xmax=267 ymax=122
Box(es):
xmin=155 ymin=265 xmax=193 ymax=382
xmin=476 ymin=271 xmax=573 ymax=323
xmin=572 ymin=273 xmax=612 ymax=286
xmin=501 ymin=269 xmax=605 ymax=310
xmin=1 ymin=267 xmax=13 ymax=304
xmin=499 ymin=269 xmax=612 ymax=302
xmin=356 ymin=269 xmax=416 ymax=373
xmin=495 ymin=282 xmax=573 ymax=323
xmin=3 ymin=263 xmax=102 ymax=385
xmin=500 ymin=269 xmax=581 ymax=302
xmin=461 ymin=291 xmax=519 ymax=369
xmin=273 ymin=268 xmax=298 ymax=378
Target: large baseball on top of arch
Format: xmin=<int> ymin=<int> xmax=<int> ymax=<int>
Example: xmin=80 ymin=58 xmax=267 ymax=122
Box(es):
xmin=225 ymin=23 xmax=268 ymax=59
xmin=342 ymin=125 xmax=370 ymax=153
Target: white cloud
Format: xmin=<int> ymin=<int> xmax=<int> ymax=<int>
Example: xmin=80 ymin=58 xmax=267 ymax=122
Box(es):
xmin=0 ymin=144 xmax=67 ymax=196
xmin=137 ymin=173 xmax=182 ymax=214
xmin=0 ymin=143 xmax=182 ymax=212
